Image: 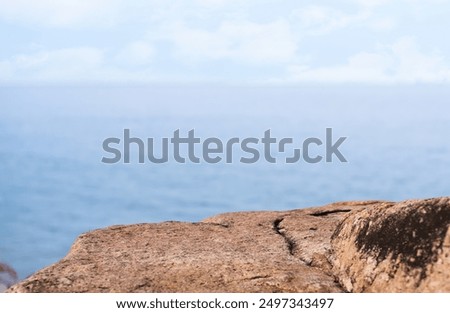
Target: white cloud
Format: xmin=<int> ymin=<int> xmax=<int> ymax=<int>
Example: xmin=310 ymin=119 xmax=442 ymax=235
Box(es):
xmin=0 ymin=46 xmax=166 ymax=84
xmin=288 ymin=37 xmax=450 ymax=83
xmin=390 ymin=37 xmax=449 ymax=82
xmin=192 ymin=0 xmax=233 ymax=8
xmin=2 ymin=37 xmax=449 ymax=85
xmin=0 ymin=0 xmax=120 ymax=27
xmin=165 ymin=20 xmax=297 ymax=64
xmin=295 ymin=5 xmax=370 ymax=35
xmin=1 ymin=1 xmax=449 ymax=84
xmin=369 ymin=18 xmax=396 ymax=31
xmin=0 ymin=0 xmax=253 ymax=28
xmin=352 ymin=0 xmax=390 ymax=7
xmin=116 ymin=41 xmax=155 ymax=66
xmin=0 ymin=47 xmax=105 ymax=82
xmin=16 ymin=47 xmax=103 ymax=69
xmin=292 ymin=2 xmax=399 ymax=35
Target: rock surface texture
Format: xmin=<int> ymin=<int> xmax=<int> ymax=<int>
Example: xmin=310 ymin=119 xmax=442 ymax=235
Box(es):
xmin=8 ymin=197 xmax=450 ymax=292
xmin=330 ymin=198 xmax=450 ymax=292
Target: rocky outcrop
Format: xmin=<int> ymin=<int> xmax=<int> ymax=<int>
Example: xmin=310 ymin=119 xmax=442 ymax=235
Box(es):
xmin=0 ymin=262 xmax=18 ymax=292
xmin=330 ymin=198 xmax=450 ymax=292
xmin=7 ymin=198 xmax=450 ymax=292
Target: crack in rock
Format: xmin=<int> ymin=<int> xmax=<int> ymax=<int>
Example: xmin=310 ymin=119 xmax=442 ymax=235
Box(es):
xmin=273 ymin=218 xmax=296 ymax=256
xmin=310 ymin=209 xmax=351 ymax=217
xmin=246 ymin=275 xmax=271 ymax=280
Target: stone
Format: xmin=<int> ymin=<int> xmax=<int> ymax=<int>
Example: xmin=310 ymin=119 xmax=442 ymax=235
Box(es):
xmin=330 ymin=198 xmax=450 ymax=292
xmin=7 ymin=198 xmax=450 ymax=292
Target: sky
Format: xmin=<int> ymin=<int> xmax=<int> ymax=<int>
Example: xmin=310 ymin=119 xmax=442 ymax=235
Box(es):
xmin=0 ymin=0 xmax=449 ymax=85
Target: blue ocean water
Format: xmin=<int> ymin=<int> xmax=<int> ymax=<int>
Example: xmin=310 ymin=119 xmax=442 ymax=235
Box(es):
xmin=1 ymin=85 xmax=449 ymax=278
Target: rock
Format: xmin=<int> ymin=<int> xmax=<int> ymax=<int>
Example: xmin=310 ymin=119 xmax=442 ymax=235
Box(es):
xmin=7 ymin=197 xmax=450 ymax=292
xmin=7 ymin=201 xmax=374 ymax=293
xmin=330 ymin=198 xmax=450 ymax=292
xmin=0 ymin=262 xmax=18 ymax=292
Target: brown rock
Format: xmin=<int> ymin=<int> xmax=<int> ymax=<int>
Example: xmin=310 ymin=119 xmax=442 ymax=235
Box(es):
xmin=0 ymin=262 xmax=18 ymax=292
xmin=7 ymin=198 xmax=450 ymax=292
xmin=330 ymin=198 xmax=450 ymax=292
xmin=7 ymin=201 xmax=375 ymax=293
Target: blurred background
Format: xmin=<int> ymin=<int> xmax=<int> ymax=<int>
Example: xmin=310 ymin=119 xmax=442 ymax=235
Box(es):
xmin=1 ymin=1 xmax=449 ymax=278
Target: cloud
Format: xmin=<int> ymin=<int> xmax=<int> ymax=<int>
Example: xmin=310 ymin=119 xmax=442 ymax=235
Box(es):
xmin=2 ymin=37 xmax=449 ymax=85
xmin=192 ymin=0 xmax=234 ymax=8
xmin=116 ymin=41 xmax=155 ymax=66
xmin=0 ymin=0 xmax=120 ymax=27
xmin=368 ymin=18 xmax=396 ymax=31
xmin=0 ymin=47 xmax=105 ymax=82
xmin=0 ymin=0 xmax=252 ymax=28
xmin=294 ymin=5 xmax=370 ymax=35
xmin=287 ymin=37 xmax=450 ymax=83
xmin=0 ymin=1 xmax=449 ymax=84
xmin=351 ymin=0 xmax=390 ymax=7
xmin=164 ymin=20 xmax=298 ymax=64
xmin=293 ymin=1 xmax=402 ymax=35
xmin=0 ymin=45 xmax=166 ymax=84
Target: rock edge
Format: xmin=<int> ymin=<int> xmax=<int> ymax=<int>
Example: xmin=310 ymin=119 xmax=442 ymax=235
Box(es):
xmin=7 ymin=198 xmax=450 ymax=292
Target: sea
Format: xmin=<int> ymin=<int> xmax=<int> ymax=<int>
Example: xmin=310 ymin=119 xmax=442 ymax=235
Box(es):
xmin=1 ymin=85 xmax=449 ymax=278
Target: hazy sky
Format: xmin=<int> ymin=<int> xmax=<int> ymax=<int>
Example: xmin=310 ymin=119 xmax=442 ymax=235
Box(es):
xmin=1 ymin=0 xmax=449 ymax=85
